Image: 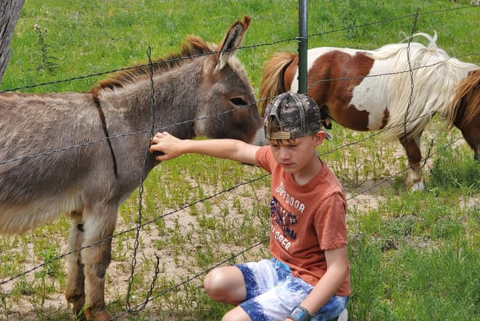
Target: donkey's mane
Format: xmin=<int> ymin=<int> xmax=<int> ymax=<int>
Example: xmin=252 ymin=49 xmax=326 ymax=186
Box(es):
xmin=92 ymin=36 xmax=217 ymax=93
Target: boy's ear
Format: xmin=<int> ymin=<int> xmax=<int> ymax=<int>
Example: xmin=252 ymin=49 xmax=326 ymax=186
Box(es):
xmin=314 ymin=131 xmax=326 ymax=146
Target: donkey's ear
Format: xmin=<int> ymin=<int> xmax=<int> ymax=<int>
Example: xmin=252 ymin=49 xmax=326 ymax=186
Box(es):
xmin=214 ymin=16 xmax=251 ymax=70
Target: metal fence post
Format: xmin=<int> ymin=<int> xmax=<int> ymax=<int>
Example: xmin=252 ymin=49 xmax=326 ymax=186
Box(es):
xmin=297 ymin=0 xmax=308 ymax=94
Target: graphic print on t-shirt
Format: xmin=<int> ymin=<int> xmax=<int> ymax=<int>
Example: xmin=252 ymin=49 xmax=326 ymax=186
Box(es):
xmin=270 ymin=196 xmax=298 ymax=240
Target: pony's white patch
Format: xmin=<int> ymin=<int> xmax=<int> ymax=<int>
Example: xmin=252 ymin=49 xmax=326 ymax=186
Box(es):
xmin=350 ymin=56 xmax=394 ymax=130
xmin=361 ymin=33 xmax=478 ymax=141
xmin=410 ymin=181 xmax=425 ymax=191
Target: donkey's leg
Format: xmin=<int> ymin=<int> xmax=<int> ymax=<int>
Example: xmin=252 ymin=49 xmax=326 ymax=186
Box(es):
xmin=399 ymin=133 xmax=425 ymax=191
xmin=81 ymin=204 xmax=118 ymax=321
xmin=65 ymin=211 xmax=87 ymax=316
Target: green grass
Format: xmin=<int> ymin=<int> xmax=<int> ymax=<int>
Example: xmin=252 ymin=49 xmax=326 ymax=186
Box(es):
xmin=1 ymin=0 xmax=480 ymax=320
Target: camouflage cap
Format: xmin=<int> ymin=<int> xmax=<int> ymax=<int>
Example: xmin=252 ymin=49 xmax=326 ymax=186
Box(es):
xmin=264 ymin=92 xmax=332 ymax=140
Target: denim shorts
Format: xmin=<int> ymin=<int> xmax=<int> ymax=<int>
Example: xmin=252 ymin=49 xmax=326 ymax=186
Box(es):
xmin=236 ymin=258 xmax=349 ymax=321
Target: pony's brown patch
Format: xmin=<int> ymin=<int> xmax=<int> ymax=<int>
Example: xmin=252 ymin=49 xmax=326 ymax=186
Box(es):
xmin=381 ymin=108 xmax=390 ymax=130
xmin=446 ymin=69 xmax=480 ymax=130
xmin=306 ymin=51 xmax=374 ymax=131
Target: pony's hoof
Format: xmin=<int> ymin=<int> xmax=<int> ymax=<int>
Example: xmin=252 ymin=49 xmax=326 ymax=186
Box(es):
xmin=74 ymin=312 xmax=86 ymax=321
xmin=410 ymin=181 xmax=425 ymax=191
xmin=84 ymin=308 xmax=112 ymax=321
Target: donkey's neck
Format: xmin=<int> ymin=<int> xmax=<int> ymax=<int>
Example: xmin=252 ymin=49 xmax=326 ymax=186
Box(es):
xmin=101 ymin=62 xmax=203 ymax=139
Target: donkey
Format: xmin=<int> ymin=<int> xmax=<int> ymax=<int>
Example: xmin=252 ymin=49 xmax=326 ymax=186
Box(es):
xmin=0 ymin=16 xmax=263 ymax=321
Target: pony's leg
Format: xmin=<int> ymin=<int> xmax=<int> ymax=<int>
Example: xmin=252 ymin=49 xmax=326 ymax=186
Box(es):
xmin=460 ymin=129 xmax=480 ymax=161
xmin=81 ymin=204 xmax=118 ymax=321
xmin=399 ymin=133 xmax=425 ymax=191
xmin=65 ymin=210 xmax=87 ymax=317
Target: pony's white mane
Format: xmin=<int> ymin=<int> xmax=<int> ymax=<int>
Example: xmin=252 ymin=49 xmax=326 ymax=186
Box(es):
xmin=367 ymin=32 xmax=479 ymax=141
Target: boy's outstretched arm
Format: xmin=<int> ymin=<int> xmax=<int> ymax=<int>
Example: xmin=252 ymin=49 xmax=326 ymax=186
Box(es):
xmin=149 ymin=131 xmax=261 ymax=165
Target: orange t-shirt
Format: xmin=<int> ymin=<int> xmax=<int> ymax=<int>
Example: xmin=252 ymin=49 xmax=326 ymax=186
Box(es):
xmin=256 ymin=146 xmax=350 ymax=297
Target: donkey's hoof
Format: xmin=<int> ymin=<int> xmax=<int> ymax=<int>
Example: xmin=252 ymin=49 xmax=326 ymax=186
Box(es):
xmin=84 ymin=308 xmax=112 ymax=321
xmin=68 ymin=296 xmax=86 ymax=319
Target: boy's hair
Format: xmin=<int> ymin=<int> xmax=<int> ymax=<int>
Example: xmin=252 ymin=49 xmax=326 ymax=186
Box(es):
xmin=264 ymin=92 xmax=332 ymax=140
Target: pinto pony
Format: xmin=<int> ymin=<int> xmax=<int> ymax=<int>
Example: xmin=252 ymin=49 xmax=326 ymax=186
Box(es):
xmin=0 ymin=16 xmax=263 ymax=321
xmin=259 ymin=33 xmax=480 ymax=190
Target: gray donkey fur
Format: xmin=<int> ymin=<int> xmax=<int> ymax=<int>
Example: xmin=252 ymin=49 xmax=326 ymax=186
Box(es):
xmin=0 ymin=16 xmax=263 ymax=321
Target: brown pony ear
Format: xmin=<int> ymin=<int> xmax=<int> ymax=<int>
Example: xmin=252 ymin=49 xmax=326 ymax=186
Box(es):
xmin=214 ymin=16 xmax=251 ymax=70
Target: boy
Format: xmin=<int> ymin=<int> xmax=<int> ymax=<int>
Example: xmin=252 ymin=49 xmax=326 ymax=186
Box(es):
xmin=149 ymin=92 xmax=350 ymax=321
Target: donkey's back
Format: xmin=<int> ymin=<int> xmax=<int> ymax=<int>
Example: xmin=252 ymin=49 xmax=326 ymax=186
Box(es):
xmin=0 ymin=92 xmax=112 ymax=234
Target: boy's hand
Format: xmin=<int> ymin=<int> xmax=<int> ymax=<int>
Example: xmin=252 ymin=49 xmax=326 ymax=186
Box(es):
xmin=149 ymin=132 xmax=184 ymax=161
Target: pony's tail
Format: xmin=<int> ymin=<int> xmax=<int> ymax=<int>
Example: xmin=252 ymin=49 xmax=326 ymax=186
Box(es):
xmin=445 ymin=69 xmax=480 ymax=130
xmin=258 ymin=52 xmax=296 ymax=116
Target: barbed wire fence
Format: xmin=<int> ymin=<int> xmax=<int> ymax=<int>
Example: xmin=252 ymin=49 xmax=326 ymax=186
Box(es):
xmin=1 ymin=3 xmax=479 ymax=320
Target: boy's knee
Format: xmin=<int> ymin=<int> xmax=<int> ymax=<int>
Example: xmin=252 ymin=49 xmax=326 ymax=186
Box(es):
xmin=203 ymin=269 xmax=224 ymax=300
xmin=204 ymin=267 xmax=245 ymax=305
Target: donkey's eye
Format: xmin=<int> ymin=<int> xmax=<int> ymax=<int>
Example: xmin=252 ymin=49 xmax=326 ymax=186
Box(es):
xmin=230 ymin=98 xmax=247 ymax=106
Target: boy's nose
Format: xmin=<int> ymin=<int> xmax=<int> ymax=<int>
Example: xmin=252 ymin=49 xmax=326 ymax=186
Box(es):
xmin=278 ymin=147 xmax=291 ymax=160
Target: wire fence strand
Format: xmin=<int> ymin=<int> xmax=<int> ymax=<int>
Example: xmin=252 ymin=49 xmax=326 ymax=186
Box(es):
xmin=1 ymin=4 xmax=479 ymax=320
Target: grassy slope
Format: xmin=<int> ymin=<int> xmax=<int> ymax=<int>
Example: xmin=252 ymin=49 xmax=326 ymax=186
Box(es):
xmin=1 ymin=1 xmax=480 ymax=320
